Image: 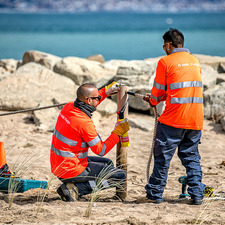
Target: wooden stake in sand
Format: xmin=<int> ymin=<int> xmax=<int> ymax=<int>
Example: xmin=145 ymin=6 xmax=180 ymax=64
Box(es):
xmin=116 ymin=85 xmax=129 ymax=200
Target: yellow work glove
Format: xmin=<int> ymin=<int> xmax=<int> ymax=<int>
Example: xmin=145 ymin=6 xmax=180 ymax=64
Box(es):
xmin=112 ymin=118 xmax=130 ymax=137
xmin=118 ymin=118 xmax=130 ymax=147
xmin=105 ymin=82 xmax=120 ymax=96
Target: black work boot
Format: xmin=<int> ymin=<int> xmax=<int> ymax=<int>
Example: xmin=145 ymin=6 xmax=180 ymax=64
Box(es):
xmin=191 ymin=199 xmax=203 ymax=205
xmin=57 ymin=183 xmax=79 ymax=202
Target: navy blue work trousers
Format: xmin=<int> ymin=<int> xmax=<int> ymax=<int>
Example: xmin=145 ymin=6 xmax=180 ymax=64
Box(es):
xmin=145 ymin=122 xmax=205 ymax=200
xmin=59 ymin=156 xmax=126 ymax=196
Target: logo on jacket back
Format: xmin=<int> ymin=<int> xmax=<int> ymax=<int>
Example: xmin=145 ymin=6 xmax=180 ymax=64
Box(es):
xmin=59 ymin=112 xmax=70 ymax=125
xmin=178 ymin=63 xmax=200 ymax=67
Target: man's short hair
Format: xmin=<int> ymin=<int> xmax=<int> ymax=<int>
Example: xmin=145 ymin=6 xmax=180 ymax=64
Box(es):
xmin=77 ymin=83 xmax=97 ymax=100
xmin=163 ymin=28 xmax=184 ymax=48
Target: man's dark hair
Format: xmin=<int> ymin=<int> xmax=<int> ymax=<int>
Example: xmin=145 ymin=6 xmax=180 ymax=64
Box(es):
xmin=77 ymin=83 xmax=97 ymax=101
xmin=163 ymin=28 xmax=184 ymax=48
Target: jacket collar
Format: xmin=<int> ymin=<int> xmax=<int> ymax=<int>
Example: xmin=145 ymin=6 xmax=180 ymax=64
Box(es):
xmin=170 ymin=48 xmax=191 ymax=54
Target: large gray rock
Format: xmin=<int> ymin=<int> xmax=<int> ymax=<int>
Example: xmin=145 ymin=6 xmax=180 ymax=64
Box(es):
xmin=218 ymin=62 xmax=225 ymax=73
xmin=126 ymin=86 xmax=152 ymax=111
xmin=97 ymin=98 xmax=117 ymax=116
xmin=22 ymin=50 xmax=62 ymax=70
xmin=33 ymin=100 xmax=61 ymax=132
xmin=194 ymin=54 xmax=225 ymax=72
xmin=221 ymin=117 xmax=225 ymax=132
xmin=201 ymin=64 xmax=218 ymax=91
xmin=53 ymin=57 xmax=117 ymax=88
xmin=216 ymin=73 xmax=225 ymax=84
xmin=129 ymin=117 xmax=155 ymax=131
xmin=109 ymin=60 xmax=157 ymax=112
xmin=0 ymin=62 xmax=78 ymax=111
xmin=203 ymin=82 xmax=225 ymax=123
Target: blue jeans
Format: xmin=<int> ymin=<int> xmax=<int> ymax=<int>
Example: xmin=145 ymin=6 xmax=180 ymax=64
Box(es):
xmin=145 ymin=122 xmax=205 ymax=200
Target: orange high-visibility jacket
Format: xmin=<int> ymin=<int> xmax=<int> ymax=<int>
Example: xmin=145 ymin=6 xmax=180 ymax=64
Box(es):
xmin=150 ymin=51 xmax=204 ymax=130
xmin=50 ymin=88 xmax=119 ymax=179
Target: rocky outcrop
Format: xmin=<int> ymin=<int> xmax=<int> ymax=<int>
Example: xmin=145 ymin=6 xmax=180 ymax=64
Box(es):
xmin=203 ymin=82 xmax=225 ymax=123
xmin=22 ymin=50 xmax=62 ymax=70
xmin=53 ymin=57 xmax=117 ymax=88
xmin=0 ymin=59 xmax=20 ymax=81
xmin=87 ymin=54 xmax=105 ymax=63
xmin=194 ymin=54 xmax=225 ymax=72
xmin=0 ymin=62 xmax=78 ymax=110
xmin=201 ymin=64 xmax=218 ymax=91
xmin=97 ymin=98 xmax=117 ymax=116
xmin=0 ymin=50 xmax=224 ymax=131
xmin=108 ymin=60 xmax=157 ymax=111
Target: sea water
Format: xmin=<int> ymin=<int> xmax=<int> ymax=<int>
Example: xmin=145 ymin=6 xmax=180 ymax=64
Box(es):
xmin=0 ymin=12 xmax=224 ymax=60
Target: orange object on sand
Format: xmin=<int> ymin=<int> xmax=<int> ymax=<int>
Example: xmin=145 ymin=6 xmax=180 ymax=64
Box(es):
xmin=0 ymin=142 xmax=7 ymax=168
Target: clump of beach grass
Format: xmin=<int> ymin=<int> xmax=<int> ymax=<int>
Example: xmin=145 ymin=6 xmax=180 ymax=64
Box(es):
xmin=6 ymin=140 xmax=42 ymax=208
xmin=84 ymin=163 xmax=125 ymax=218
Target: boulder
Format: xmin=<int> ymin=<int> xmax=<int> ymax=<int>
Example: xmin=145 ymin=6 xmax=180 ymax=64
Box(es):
xmin=216 ymin=73 xmax=225 ymax=84
xmin=53 ymin=57 xmax=117 ymax=88
xmin=201 ymin=64 xmax=218 ymax=91
xmin=126 ymin=86 xmax=152 ymax=111
xmin=87 ymin=54 xmax=105 ymax=63
xmin=221 ymin=117 xmax=225 ymax=132
xmin=0 ymin=62 xmax=78 ymax=111
xmin=129 ymin=117 xmax=155 ymax=132
xmin=22 ymin=50 xmax=61 ymax=70
xmin=0 ymin=67 xmax=9 ymax=81
xmin=203 ymin=82 xmax=225 ymax=123
xmin=0 ymin=58 xmax=19 ymax=73
xmin=109 ymin=60 xmax=157 ymax=112
xmin=218 ymin=62 xmax=225 ymax=73
xmin=33 ymin=100 xmax=61 ymax=132
xmin=97 ymin=98 xmax=117 ymax=116
xmin=194 ymin=54 xmax=225 ymax=72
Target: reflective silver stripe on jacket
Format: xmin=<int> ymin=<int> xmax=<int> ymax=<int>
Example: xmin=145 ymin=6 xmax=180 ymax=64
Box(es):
xmin=51 ymin=144 xmax=75 ymax=158
xmin=98 ymin=143 xmax=107 ymax=156
xmin=153 ymin=80 xmax=166 ymax=91
xmin=87 ymin=135 xmax=101 ymax=147
xmin=171 ymin=97 xmax=203 ymax=104
xmin=170 ymin=81 xmax=202 ymax=90
xmin=54 ymin=129 xmax=88 ymax=149
xmin=81 ymin=142 xmax=88 ymax=148
xmin=151 ymin=93 xmax=164 ymax=102
xmin=78 ymin=151 xmax=88 ymax=159
xmin=54 ymin=129 xmax=77 ymax=146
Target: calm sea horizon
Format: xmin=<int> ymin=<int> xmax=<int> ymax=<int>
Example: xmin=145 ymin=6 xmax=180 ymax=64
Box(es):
xmin=0 ymin=12 xmax=225 ymax=61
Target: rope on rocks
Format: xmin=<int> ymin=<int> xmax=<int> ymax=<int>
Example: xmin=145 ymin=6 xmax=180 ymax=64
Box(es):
xmin=0 ymin=102 xmax=67 ymax=117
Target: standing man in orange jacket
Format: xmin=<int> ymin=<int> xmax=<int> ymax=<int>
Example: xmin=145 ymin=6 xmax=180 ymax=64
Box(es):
xmin=50 ymin=82 xmax=129 ymax=201
xmin=143 ymin=28 xmax=205 ymax=205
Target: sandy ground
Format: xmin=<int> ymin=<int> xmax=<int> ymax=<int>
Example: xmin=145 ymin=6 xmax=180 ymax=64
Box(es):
xmin=0 ymin=110 xmax=225 ymax=225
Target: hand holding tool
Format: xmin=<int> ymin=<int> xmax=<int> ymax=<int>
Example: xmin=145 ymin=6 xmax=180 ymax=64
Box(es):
xmin=105 ymin=82 xmax=120 ymax=96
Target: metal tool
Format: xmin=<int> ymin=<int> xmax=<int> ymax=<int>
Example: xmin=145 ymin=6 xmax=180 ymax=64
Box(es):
xmin=126 ymin=91 xmax=144 ymax=98
xmin=178 ymin=176 xmax=190 ymax=198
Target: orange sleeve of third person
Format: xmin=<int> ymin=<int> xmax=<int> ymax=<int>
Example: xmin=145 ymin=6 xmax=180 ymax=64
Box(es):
xmin=150 ymin=59 xmax=167 ymax=106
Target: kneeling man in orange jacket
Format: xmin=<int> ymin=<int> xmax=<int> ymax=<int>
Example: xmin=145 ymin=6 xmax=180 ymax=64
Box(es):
xmin=50 ymin=82 xmax=129 ymax=201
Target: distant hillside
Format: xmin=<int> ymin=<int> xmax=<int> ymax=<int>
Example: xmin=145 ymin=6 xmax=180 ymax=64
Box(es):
xmin=0 ymin=0 xmax=225 ymax=13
